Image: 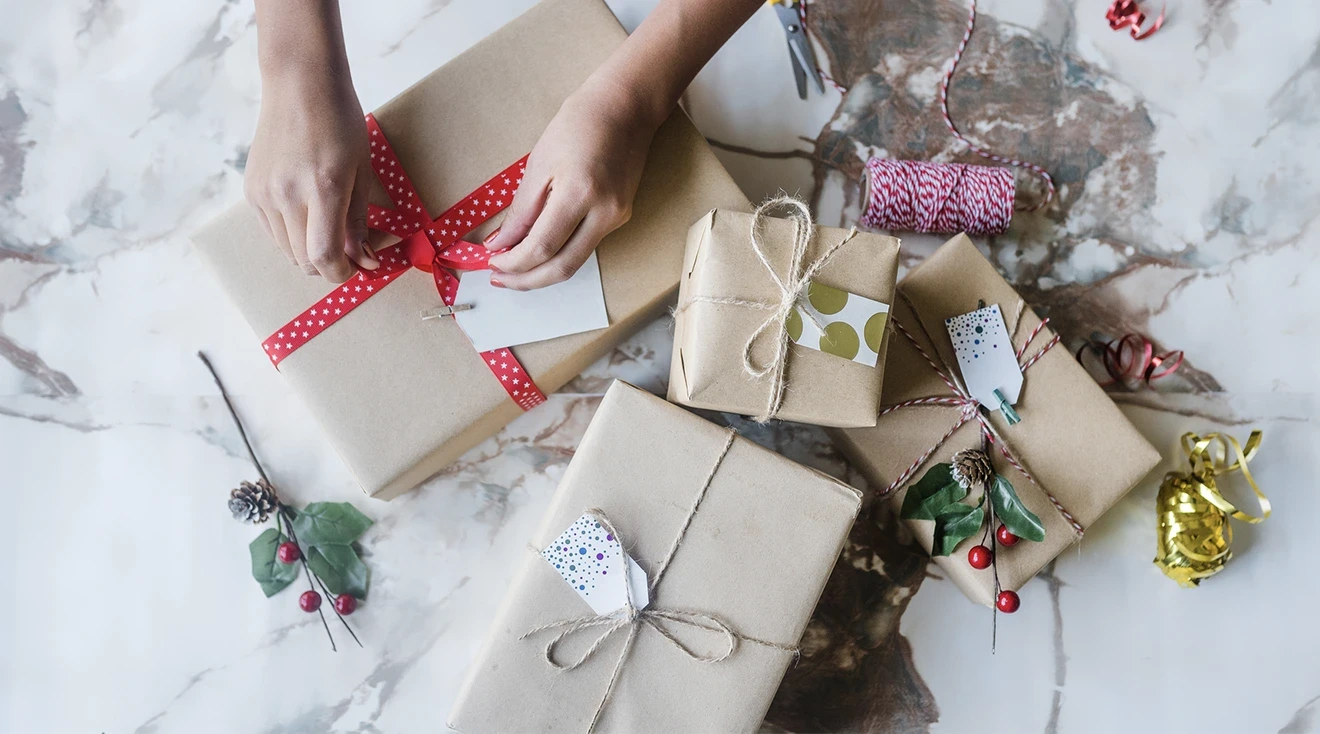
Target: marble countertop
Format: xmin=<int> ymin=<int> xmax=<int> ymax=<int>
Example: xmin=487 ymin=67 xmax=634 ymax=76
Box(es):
xmin=2 ymin=0 xmax=1317 ymax=732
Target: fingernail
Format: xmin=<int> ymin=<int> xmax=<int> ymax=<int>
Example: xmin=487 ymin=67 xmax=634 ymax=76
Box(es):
xmin=490 ymin=276 xmax=506 ymax=289
xmin=489 ymin=265 xmax=504 ymax=274
xmin=360 ymin=241 xmax=380 ymax=270
xmin=483 ymin=227 xmax=502 ymax=249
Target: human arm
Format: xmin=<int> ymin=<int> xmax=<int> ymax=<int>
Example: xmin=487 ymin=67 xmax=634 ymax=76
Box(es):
xmin=484 ymin=0 xmax=765 ymax=290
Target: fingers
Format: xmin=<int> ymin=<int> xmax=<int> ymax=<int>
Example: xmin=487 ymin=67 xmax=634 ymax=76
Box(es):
xmin=306 ymin=192 xmax=356 ymax=284
xmin=485 ymin=171 xmax=549 ymax=252
xmin=281 ymin=204 xmax=317 ymax=276
xmin=487 ymin=187 xmax=585 ymax=281
xmin=344 ymin=165 xmax=380 ymax=272
xmin=254 ymin=207 xmax=294 ymax=266
xmin=265 ymin=208 xmax=309 ymax=274
xmin=491 ymin=210 xmax=619 ymax=291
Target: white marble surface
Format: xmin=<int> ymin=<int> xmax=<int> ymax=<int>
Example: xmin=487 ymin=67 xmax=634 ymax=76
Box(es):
xmin=2 ymin=0 xmax=1318 ymax=732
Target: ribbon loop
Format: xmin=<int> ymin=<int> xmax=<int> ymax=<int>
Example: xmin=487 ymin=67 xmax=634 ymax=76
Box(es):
xmin=261 ymin=115 xmax=545 ymax=410
xmin=520 ymin=438 xmax=798 ymax=733
xmin=678 ymin=196 xmax=859 ymax=422
xmin=1156 ymin=430 xmax=1269 ymax=587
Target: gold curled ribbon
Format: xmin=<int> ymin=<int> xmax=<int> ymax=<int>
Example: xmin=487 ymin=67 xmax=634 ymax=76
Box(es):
xmin=1155 ymin=430 xmax=1270 ymax=587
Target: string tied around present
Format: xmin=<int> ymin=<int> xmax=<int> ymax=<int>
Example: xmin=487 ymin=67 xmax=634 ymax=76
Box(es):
xmin=677 ymin=196 xmax=859 ymax=422
xmin=876 ymin=297 xmax=1084 ymax=537
xmin=520 ymin=433 xmax=799 ymax=733
xmin=1155 ymin=430 xmax=1270 ymax=587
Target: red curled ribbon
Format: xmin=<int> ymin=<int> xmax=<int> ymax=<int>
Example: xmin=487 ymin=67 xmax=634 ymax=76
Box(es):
xmin=1078 ymin=333 xmax=1183 ymax=388
xmin=1106 ymin=0 xmax=1165 ymax=40
xmin=260 ymin=114 xmax=547 ymax=411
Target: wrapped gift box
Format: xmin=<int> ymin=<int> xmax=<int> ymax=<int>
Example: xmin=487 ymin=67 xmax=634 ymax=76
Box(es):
xmin=449 ymin=381 xmax=861 ymax=732
xmin=668 ymin=208 xmax=901 ymax=427
xmin=831 ymin=234 xmax=1161 ymax=606
xmin=192 ymin=0 xmax=749 ymax=499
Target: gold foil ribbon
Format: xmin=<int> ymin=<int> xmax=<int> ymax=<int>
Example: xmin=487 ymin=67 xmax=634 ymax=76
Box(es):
xmin=1155 ymin=430 xmax=1270 ymax=587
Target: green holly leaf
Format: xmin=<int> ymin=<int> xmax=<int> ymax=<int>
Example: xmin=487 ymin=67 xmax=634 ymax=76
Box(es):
xmin=292 ymin=502 xmax=373 ymax=546
xmin=249 ymin=528 xmax=299 ymax=597
xmin=900 ymin=463 xmax=967 ymax=521
xmin=989 ymin=475 xmax=1046 ymax=542
xmin=932 ymin=504 xmax=985 ymax=557
xmin=306 ymin=544 xmax=369 ymax=599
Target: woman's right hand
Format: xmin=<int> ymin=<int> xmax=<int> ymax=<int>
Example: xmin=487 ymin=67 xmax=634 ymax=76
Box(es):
xmin=244 ymin=62 xmax=379 ymax=283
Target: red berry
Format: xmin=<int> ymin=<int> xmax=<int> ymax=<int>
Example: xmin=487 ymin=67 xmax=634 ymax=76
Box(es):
xmin=996 ymin=590 xmax=1021 ymax=613
xmin=996 ymin=525 xmax=1020 ymax=547
xmin=299 ymin=590 xmax=322 ymax=613
xmin=967 ymin=545 xmax=992 ymax=569
xmin=334 ymin=594 xmax=357 ymax=616
xmin=277 ymin=542 xmax=301 ymax=564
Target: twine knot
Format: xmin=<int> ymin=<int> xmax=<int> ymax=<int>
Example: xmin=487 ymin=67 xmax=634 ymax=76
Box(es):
xmin=680 ymin=196 xmax=859 ymax=422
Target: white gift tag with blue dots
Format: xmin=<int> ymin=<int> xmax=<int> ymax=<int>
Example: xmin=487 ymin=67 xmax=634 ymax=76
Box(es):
xmin=540 ymin=513 xmax=650 ymax=616
xmin=945 ymin=304 xmax=1023 ymax=410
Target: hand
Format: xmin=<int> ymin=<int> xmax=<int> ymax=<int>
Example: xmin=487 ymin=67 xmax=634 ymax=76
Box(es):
xmin=244 ymin=67 xmax=379 ymax=283
xmin=484 ymin=77 xmax=661 ymax=290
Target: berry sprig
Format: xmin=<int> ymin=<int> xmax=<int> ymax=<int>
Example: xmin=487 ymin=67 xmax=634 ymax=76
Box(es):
xmin=900 ymin=445 xmax=1044 ymax=627
xmin=202 ymin=352 xmax=370 ymax=651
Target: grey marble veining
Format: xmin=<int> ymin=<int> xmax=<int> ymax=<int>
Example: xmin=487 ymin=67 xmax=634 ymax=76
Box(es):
xmin=1 ymin=1 xmax=1317 ymax=732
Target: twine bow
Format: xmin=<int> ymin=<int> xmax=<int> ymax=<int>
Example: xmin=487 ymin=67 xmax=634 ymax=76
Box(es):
xmin=877 ymin=299 xmax=1084 ymax=537
xmin=1155 ymin=431 xmax=1270 ymax=587
xmin=681 ymin=196 xmax=859 ymax=422
xmin=520 ymin=434 xmax=798 ymax=732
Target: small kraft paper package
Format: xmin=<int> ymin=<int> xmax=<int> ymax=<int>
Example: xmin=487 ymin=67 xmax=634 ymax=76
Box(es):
xmin=668 ymin=201 xmax=900 ymax=427
xmin=831 ymin=233 xmax=1161 ymax=606
xmin=449 ymin=381 xmax=862 ymax=732
xmin=192 ymin=0 xmax=749 ymax=499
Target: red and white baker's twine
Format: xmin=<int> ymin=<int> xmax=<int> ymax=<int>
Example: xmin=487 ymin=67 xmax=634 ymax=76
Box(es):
xmin=862 ymin=158 xmax=1015 ymax=235
xmin=876 ymin=313 xmax=1084 ymax=537
xmin=938 ymin=0 xmax=1055 ymax=212
xmin=802 ymin=0 xmax=1055 ymax=231
xmin=260 ymin=115 xmax=546 ymax=411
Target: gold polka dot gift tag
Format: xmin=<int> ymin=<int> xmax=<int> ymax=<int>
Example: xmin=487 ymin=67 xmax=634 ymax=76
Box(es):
xmin=787 ymin=282 xmax=891 ymax=366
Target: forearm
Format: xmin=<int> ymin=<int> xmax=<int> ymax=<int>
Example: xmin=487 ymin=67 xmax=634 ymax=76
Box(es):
xmin=591 ymin=0 xmax=765 ymax=128
xmin=254 ymin=0 xmax=353 ymax=91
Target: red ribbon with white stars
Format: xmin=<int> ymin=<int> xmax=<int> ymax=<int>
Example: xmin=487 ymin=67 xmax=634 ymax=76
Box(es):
xmin=260 ymin=114 xmax=546 ymax=412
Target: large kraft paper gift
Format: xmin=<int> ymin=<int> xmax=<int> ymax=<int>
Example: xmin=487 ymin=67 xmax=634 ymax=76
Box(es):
xmin=192 ymin=0 xmax=749 ymax=499
xmin=449 ymin=381 xmax=862 ymax=732
xmin=831 ymin=234 xmax=1161 ymax=606
xmin=668 ymin=204 xmax=901 ymax=427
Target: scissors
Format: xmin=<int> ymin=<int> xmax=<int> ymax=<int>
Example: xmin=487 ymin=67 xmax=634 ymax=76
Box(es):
xmin=770 ymin=0 xmax=825 ymax=98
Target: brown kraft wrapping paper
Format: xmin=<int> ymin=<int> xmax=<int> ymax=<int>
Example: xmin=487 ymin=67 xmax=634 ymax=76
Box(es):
xmin=449 ymin=381 xmax=862 ymax=732
xmin=191 ymin=0 xmax=750 ymax=500
xmin=830 ymin=234 xmax=1161 ymax=607
xmin=668 ymin=209 xmax=901 ymax=427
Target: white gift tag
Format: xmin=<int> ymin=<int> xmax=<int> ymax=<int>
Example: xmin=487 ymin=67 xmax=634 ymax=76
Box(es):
xmin=945 ymin=304 xmax=1023 ymax=411
xmin=453 ymin=252 xmax=609 ymax=352
xmin=540 ymin=512 xmax=649 ymax=616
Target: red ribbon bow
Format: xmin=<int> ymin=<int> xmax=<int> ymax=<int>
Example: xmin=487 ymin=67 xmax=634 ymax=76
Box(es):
xmin=1106 ymin=0 xmax=1165 ymax=40
xmin=260 ymin=114 xmax=546 ymax=411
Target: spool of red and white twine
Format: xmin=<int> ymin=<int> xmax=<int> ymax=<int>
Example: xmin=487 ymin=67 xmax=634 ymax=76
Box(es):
xmin=807 ymin=0 xmax=1056 ymax=236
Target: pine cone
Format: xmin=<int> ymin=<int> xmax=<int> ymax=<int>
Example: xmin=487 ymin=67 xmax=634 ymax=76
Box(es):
xmin=229 ymin=479 xmax=279 ymax=524
xmin=950 ymin=449 xmax=993 ymax=489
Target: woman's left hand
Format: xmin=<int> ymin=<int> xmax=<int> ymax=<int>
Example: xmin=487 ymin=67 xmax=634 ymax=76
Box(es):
xmin=484 ymin=75 xmax=662 ymax=290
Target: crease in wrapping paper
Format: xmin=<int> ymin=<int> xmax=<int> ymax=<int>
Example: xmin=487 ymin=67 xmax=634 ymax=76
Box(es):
xmin=668 ymin=209 xmax=901 ymax=428
xmin=450 ymin=381 xmax=862 ymax=733
xmin=829 ymin=234 xmax=1161 ymax=606
xmin=190 ymin=0 xmax=750 ymax=499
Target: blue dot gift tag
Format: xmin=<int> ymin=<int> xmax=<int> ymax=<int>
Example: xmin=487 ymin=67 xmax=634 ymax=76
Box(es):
xmin=539 ymin=512 xmax=650 ymax=616
xmin=945 ymin=304 xmax=1024 ymax=422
